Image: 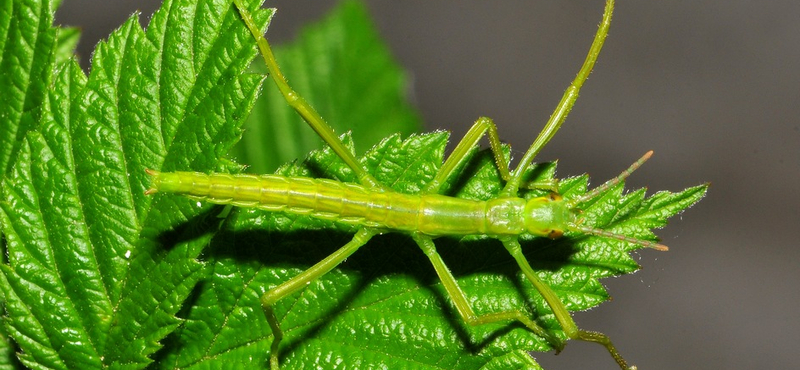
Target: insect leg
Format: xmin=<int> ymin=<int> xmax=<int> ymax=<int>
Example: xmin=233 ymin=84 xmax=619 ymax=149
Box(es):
xmin=410 ymin=234 xmax=564 ymax=351
xmin=503 ymin=0 xmax=614 ymax=195
xmin=260 ymin=228 xmax=376 ymax=369
xmin=424 ymin=117 xmax=506 ymax=193
xmin=232 ymin=0 xmax=383 ymax=190
xmin=499 ymin=236 xmax=636 ymax=370
xmin=423 ymin=117 xmax=556 ymax=194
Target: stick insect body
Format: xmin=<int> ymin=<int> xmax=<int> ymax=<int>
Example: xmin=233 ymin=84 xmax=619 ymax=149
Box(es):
xmin=148 ymin=0 xmax=653 ymax=369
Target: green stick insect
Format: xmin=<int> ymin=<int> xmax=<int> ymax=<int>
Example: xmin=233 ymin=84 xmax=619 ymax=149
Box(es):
xmin=146 ymin=0 xmax=686 ymax=369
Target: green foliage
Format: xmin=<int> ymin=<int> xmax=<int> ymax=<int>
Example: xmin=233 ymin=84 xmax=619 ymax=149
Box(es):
xmin=0 ymin=0 xmax=56 ymax=178
xmin=0 ymin=0 xmax=707 ymax=369
xmin=0 ymin=0 xmax=270 ymax=367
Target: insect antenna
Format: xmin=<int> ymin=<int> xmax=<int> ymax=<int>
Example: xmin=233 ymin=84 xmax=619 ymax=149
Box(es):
xmin=566 ymin=150 xmax=653 ymax=208
xmin=564 ymin=150 xmax=666 ymax=251
xmin=568 ymin=223 xmax=669 ymax=251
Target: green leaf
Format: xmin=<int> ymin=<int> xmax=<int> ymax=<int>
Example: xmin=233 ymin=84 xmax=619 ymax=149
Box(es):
xmin=160 ymin=127 xmax=705 ymax=369
xmin=0 ymin=0 xmax=707 ymax=369
xmin=0 ymin=0 xmax=58 ymax=179
xmin=54 ymin=26 xmax=79 ymax=65
xmin=1 ymin=0 xmax=271 ymax=368
xmin=230 ymin=0 xmax=421 ymax=173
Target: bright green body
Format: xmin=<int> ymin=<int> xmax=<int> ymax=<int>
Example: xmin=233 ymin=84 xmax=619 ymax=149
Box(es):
xmin=149 ymin=171 xmax=569 ymax=237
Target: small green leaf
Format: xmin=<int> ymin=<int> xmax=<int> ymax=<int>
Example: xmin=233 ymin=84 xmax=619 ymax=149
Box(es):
xmin=54 ymin=26 xmax=79 ymax=64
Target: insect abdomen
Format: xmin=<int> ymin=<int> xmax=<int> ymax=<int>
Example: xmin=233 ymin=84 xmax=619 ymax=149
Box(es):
xmin=147 ymin=171 xmax=491 ymax=234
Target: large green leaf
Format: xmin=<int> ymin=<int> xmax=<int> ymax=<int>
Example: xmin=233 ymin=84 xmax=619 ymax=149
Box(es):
xmin=156 ymin=127 xmax=705 ymax=369
xmin=0 ymin=0 xmax=707 ymax=369
xmin=1 ymin=0 xmax=270 ymax=367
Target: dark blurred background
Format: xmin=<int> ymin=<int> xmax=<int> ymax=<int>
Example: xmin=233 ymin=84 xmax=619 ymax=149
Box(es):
xmin=56 ymin=1 xmax=799 ymax=369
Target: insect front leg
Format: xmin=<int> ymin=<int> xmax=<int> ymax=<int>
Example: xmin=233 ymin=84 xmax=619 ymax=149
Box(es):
xmin=499 ymin=237 xmax=637 ymax=370
xmin=503 ymin=0 xmax=614 ymax=195
xmin=260 ymin=228 xmax=376 ymax=369
xmin=410 ymin=234 xmax=564 ymax=352
xmin=423 ymin=117 xmax=557 ymax=195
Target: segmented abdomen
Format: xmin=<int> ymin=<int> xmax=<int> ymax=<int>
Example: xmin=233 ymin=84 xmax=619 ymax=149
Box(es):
xmin=147 ymin=171 xmax=517 ymax=235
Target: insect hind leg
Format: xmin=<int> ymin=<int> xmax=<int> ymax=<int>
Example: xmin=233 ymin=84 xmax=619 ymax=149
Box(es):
xmin=232 ymin=0 xmax=383 ymax=190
